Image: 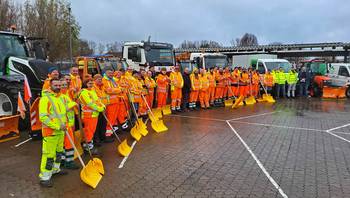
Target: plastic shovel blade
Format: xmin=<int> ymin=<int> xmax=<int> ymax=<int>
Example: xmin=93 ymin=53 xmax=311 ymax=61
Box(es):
xmin=266 ymin=95 xmax=276 ymax=103
xmin=130 ymin=126 xmax=142 ymax=141
xmin=73 ymin=130 xmax=83 ymax=160
xmin=162 ymin=105 xmax=172 ymax=115
xmin=224 ymin=99 xmax=234 ymax=107
xmin=86 ymin=158 xmax=104 ymax=175
xmin=148 ymin=112 xmax=159 ymax=122
xmin=151 ymin=120 xmax=168 ymax=133
xmin=232 ymin=96 xmax=244 ymax=109
xmin=80 ymin=163 xmax=102 ymax=189
xmin=138 ymin=124 xmax=149 ymax=136
xmin=256 ymin=98 xmax=265 ymax=103
xmin=118 ymin=139 xmax=132 ymax=157
xmin=137 ymin=118 xmax=147 ymax=129
xmin=153 ymin=108 xmax=163 ymax=119
xmin=244 ymin=96 xmax=256 ymax=105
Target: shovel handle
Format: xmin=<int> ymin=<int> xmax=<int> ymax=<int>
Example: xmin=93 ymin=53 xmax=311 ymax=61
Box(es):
xmin=102 ymin=112 xmax=122 ymax=143
xmin=120 ymin=97 xmax=134 ymax=128
xmin=140 ymin=94 xmax=155 ymax=118
xmin=76 ymin=105 xmax=96 ymax=161
xmin=259 ymin=79 xmax=269 ymax=95
xmin=65 ymin=129 xmax=86 ymax=168
xmin=126 ymin=89 xmax=140 ymax=120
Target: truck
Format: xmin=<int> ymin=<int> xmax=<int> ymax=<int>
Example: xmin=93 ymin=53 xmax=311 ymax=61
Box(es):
xmin=327 ymin=63 xmax=350 ymax=97
xmin=122 ymin=41 xmax=175 ymax=72
xmin=190 ymin=53 xmax=228 ymax=70
xmin=0 ymin=30 xmax=56 ymax=134
xmin=232 ymin=54 xmax=277 ymax=68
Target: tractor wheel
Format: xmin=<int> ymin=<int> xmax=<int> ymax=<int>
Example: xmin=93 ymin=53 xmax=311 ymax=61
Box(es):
xmin=346 ymin=87 xmax=350 ymax=98
xmin=0 ymin=81 xmax=30 ymax=131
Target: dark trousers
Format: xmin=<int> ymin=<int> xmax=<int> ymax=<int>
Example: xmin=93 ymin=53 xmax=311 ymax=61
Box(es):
xmin=182 ymin=91 xmax=190 ymax=109
xmin=299 ymin=82 xmax=308 ymax=96
xmin=94 ymin=113 xmax=107 ymax=143
xmin=276 ymin=84 xmax=286 ymax=98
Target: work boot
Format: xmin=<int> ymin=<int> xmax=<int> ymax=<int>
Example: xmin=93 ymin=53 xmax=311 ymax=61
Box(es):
xmin=91 ymin=147 xmax=99 ymax=156
xmin=104 ymin=136 xmax=114 ymax=143
xmin=40 ymin=179 xmax=53 ymax=188
xmin=64 ymin=161 xmax=79 ymax=170
xmin=53 ymin=170 xmax=68 ymax=177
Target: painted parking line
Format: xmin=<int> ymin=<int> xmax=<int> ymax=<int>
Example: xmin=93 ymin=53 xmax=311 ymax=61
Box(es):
xmin=325 ymin=131 xmax=350 ymax=144
xmin=14 ymin=137 xmax=32 ymax=148
xmin=227 ymin=111 xmax=279 ymax=121
xmin=118 ymin=140 xmax=137 ymax=169
xmin=326 ymin=123 xmax=350 ymax=132
xmin=331 ymin=131 xmax=350 ymax=135
xmin=168 ymin=114 xmax=226 ymax=122
xmin=226 ymin=121 xmax=288 ymax=198
xmin=230 ymin=120 xmax=324 ymax=132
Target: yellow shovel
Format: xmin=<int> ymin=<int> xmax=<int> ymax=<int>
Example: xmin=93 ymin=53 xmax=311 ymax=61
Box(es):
xmin=162 ymin=105 xmax=172 ymax=115
xmin=73 ymin=129 xmax=83 ymax=160
xmin=152 ymin=108 xmax=162 ymax=119
xmin=141 ymin=94 xmax=168 ymax=133
xmin=245 ymin=78 xmax=256 ymax=105
xmin=260 ymin=80 xmax=276 ymax=103
xmin=232 ymin=95 xmax=245 ymax=109
xmin=225 ymin=85 xmax=236 ymax=107
xmin=47 ymin=96 xmax=102 ymax=188
xmin=126 ymin=90 xmax=148 ymax=140
xmin=102 ymin=112 xmax=132 ymax=157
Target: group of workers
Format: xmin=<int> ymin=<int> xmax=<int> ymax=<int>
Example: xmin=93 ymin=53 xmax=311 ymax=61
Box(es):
xmin=38 ymin=63 xmax=301 ymax=187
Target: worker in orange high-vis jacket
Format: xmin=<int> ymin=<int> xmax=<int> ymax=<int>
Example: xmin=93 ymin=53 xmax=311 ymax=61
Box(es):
xmin=59 ymin=78 xmax=79 ymax=170
xmin=240 ymin=69 xmax=249 ymax=97
xmin=92 ymin=74 xmax=108 ymax=145
xmin=214 ymin=67 xmax=225 ymax=106
xmin=131 ymin=72 xmax=147 ymax=116
xmin=69 ymin=66 xmax=82 ymax=100
xmin=223 ymin=67 xmax=231 ymax=99
xmin=42 ymin=67 xmax=60 ymax=94
xmin=169 ymin=66 xmax=184 ymax=112
xmin=207 ymin=67 xmax=216 ymax=106
xmin=156 ymin=68 xmax=170 ymax=109
xmin=231 ymin=67 xmax=240 ymax=97
xmin=264 ymin=70 xmax=275 ymax=94
xmin=113 ymin=70 xmax=129 ymax=131
xmin=144 ymin=71 xmax=156 ymax=108
xmin=102 ymin=67 xmax=121 ymax=142
xmin=78 ymin=76 xmax=105 ymax=154
xmin=199 ymin=69 xmax=210 ymax=109
xmin=189 ymin=68 xmax=201 ymax=110
xmin=252 ymin=70 xmax=260 ymax=97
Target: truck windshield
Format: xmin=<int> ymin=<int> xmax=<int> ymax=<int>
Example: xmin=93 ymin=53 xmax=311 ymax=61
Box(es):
xmin=204 ymin=56 xmax=227 ymax=68
xmin=265 ymin=62 xmax=291 ymax=72
xmin=146 ymin=48 xmax=174 ymax=66
xmin=0 ymin=34 xmax=27 ymax=70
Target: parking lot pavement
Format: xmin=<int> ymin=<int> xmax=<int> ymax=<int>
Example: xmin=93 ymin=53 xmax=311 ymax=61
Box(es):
xmin=1 ymin=98 xmax=350 ymax=197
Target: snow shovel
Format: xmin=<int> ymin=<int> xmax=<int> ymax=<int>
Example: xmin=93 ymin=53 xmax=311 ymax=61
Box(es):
xmin=65 ymin=129 xmax=102 ymax=189
xmin=162 ymin=105 xmax=172 ymax=115
xmin=47 ymin=96 xmax=102 ymax=188
xmin=102 ymin=112 xmax=132 ymax=157
xmin=260 ymin=80 xmax=275 ymax=103
xmin=142 ymin=94 xmax=168 ymax=133
xmin=245 ymin=79 xmax=256 ymax=105
xmin=232 ymin=95 xmax=245 ymax=109
xmin=152 ymin=108 xmax=162 ymax=119
xmin=76 ymin=108 xmax=104 ymax=175
xmin=126 ymin=90 xmax=146 ymax=140
xmin=120 ymin=96 xmax=147 ymax=137
xmin=225 ymin=85 xmax=235 ymax=107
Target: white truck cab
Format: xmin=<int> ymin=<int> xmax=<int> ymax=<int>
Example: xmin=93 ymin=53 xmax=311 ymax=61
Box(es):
xmin=122 ymin=41 xmax=174 ymax=72
xmin=190 ymin=53 xmax=228 ymax=70
xmin=255 ymin=59 xmax=292 ymax=74
xmin=327 ymin=63 xmax=350 ymax=90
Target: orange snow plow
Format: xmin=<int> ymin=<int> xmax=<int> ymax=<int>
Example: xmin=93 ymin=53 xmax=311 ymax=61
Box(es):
xmin=0 ymin=115 xmax=20 ymax=143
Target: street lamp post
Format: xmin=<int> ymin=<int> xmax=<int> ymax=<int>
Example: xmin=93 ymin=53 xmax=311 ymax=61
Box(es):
xmin=68 ymin=4 xmax=73 ymax=65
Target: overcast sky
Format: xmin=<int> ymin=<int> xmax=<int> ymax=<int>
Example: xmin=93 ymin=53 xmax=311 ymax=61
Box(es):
xmin=70 ymin=0 xmax=350 ymax=47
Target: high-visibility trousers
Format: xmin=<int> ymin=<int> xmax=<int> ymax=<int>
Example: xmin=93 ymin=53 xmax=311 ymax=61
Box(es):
xmin=199 ymin=90 xmax=210 ymax=108
xmin=147 ymin=90 xmax=154 ymax=108
xmin=157 ymin=92 xmax=167 ymax=108
xmin=227 ymin=86 xmax=234 ymax=97
xmin=215 ymin=87 xmax=224 ymax=99
xmin=106 ymin=103 xmax=118 ymax=135
xmin=190 ymin=90 xmax=199 ymax=103
xmin=252 ymin=84 xmax=259 ymax=97
xmin=208 ymin=87 xmax=216 ymax=104
xmin=63 ymin=126 xmax=75 ymax=163
xmin=239 ymin=86 xmax=248 ymax=97
xmin=117 ymin=102 xmax=127 ymax=124
xmin=232 ymin=85 xmax=239 ymax=97
xmin=223 ymin=86 xmax=228 ymax=98
xmin=82 ymin=117 xmax=98 ymax=142
xmin=171 ymin=88 xmax=182 ymax=109
xmin=138 ymin=99 xmax=148 ymax=116
xmin=39 ymin=133 xmax=64 ymax=181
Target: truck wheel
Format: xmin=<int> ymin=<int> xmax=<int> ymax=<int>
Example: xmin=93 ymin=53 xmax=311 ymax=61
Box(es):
xmin=346 ymin=87 xmax=350 ymax=98
xmin=0 ymin=81 xmax=29 ymax=131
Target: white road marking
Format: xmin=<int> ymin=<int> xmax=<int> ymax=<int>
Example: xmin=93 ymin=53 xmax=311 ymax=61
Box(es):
xmin=226 ymin=121 xmax=288 ymax=198
xmin=331 ymin=131 xmax=350 ymax=135
xmin=118 ymin=140 xmax=137 ymax=168
xmin=168 ymin=114 xmax=226 ymax=122
xmin=326 ymin=123 xmax=350 ymax=132
xmin=14 ymin=137 xmax=32 ymax=147
xmin=230 ymin=120 xmax=324 ymax=132
xmin=227 ymin=111 xmax=279 ymax=121
xmin=326 ymin=131 xmax=350 ymax=144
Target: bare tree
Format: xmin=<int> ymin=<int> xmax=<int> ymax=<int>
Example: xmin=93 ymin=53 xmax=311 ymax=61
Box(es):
xmin=98 ymin=43 xmax=105 ymax=54
xmin=0 ymin=0 xmax=21 ymax=31
xmin=179 ymin=40 xmax=222 ymax=49
xmin=235 ymin=33 xmax=258 ymax=47
xmin=78 ymin=39 xmax=93 ymax=56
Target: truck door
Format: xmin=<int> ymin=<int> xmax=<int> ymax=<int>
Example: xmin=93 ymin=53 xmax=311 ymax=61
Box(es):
xmin=125 ymin=46 xmax=142 ymax=70
xmin=257 ymin=61 xmax=265 ymax=74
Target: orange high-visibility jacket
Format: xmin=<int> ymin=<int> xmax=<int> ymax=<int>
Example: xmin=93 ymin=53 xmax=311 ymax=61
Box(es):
xmin=240 ymin=72 xmax=249 ymax=85
xmin=200 ymin=74 xmax=210 ymax=91
xmin=190 ymin=74 xmax=201 ymax=91
xmin=215 ymin=73 xmax=225 ymax=87
xmin=93 ymin=83 xmax=109 ymax=105
xmin=231 ymin=70 xmax=240 ymax=84
xmin=69 ymin=74 xmax=82 ymax=99
xmin=208 ymin=73 xmax=216 ymax=88
xmin=252 ymin=73 xmax=260 ymax=85
xmin=224 ymin=71 xmax=231 ymax=86
xmin=102 ymin=76 xmax=122 ymax=104
xmin=264 ymin=73 xmax=275 ymax=87
xmin=169 ymin=71 xmax=184 ymax=91
xmin=156 ymin=74 xmax=169 ymax=93
xmin=78 ymin=88 xmax=104 ymax=118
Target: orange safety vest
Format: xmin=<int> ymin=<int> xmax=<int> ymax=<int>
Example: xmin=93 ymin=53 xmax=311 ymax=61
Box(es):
xmin=69 ymin=74 xmax=82 ymax=99
xmin=216 ymin=73 xmax=225 ymax=87
xmin=200 ymin=75 xmax=210 ymax=90
xmin=102 ymin=76 xmax=121 ymax=104
xmin=79 ymin=89 xmax=103 ymax=118
xmin=169 ymin=71 xmax=184 ymax=90
xmin=224 ymin=72 xmax=231 ymax=86
xmin=264 ymin=73 xmax=274 ymax=87
xmin=252 ymin=73 xmax=260 ymax=85
xmin=156 ymin=74 xmax=169 ymax=93
xmin=190 ymin=74 xmax=201 ymax=91
xmin=241 ymin=73 xmax=249 ymax=85
xmin=231 ymin=70 xmax=240 ymax=84
xmin=93 ymin=84 xmax=109 ymax=105
xmin=208 ymin=73 xmax=216 ymax=88
xmin=144 ymin=76 xmax=156 ymax=94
